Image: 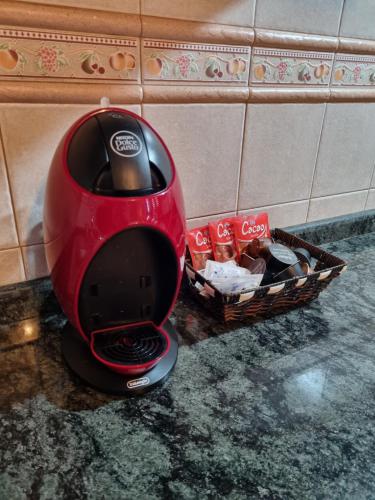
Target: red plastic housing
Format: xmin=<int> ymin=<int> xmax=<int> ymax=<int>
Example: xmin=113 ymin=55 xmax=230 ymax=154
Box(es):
xmin=44 ymin=108 xmax=186 ymax=374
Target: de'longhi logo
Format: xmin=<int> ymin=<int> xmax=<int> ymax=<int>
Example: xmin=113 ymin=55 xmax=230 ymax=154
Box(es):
xmin=110 ymin=130 xmax=143 ymax=158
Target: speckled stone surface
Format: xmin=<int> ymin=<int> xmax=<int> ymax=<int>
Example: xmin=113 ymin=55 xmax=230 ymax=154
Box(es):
xmin=287 ymin=209 xmax=375 ymax=246
xmin=0 ymin=230 xmax=374 ymax=499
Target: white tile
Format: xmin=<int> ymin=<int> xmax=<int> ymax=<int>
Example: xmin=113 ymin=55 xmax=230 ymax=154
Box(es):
xmin=239 ymin=200 xmax=309 ymax=228
xmin=340 ymin=0 xmax=375 ymax=40
xmin=22 ymin=244 xmax=49 ymax=281
xmin=239 ymin=103 xmax=325 ymax=209
xmin=0 ymin=104 xmax=141 ymax=246
xmin=312 ymin=103 xmax=375 ymax=197
xmin=142 ymin=0 xmax=255 ymax=26
xmin=255 ymin=0 xmax=344 ymax=35
xmin=366 ymin=189 xmax=375 ymax=210
xmin=308 ymin=191 xmax=367 ymax=221
xmin=0 ymin=141 xmax=18 ymax=249
xmin=0 ymin=248 xmax=25 ymax=286
xmin=371 ymin=167 xmax=375 ymax=188
xmin=143 ymin=104 xmax=245 ymax=219
xmin=187 ymin=212 xmax=236 ymax=229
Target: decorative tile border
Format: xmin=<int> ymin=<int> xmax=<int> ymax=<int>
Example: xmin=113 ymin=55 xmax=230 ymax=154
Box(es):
xmin=0 ymin=28 xmax=139 ymax=81
xmin=142 ymin=39 xmax=250 ymax=84
xmin=3 ymin=23 xmax=375 ymax=102
xmin=332 ymin=54 xmax=375 ymax=86
xmin=250 ymin=48 xmax=333 ymax=85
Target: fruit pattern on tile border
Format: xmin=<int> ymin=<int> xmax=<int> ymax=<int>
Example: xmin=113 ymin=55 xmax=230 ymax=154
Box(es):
xmin=332 ymin=54 xmax=375 ymax=85
xmin=0 ymin=28 xmax=138 ymax=80
xmin=143 ymin=40 xmax=250 ymax=83
xmin=251 ymin=48 xmax=333 ymax=85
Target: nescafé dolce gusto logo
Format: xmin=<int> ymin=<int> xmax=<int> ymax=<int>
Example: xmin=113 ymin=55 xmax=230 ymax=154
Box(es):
xmin=110 ymin=130 xmax=143 ymax=158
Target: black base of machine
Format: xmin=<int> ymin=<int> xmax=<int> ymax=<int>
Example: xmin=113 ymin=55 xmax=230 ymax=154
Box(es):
xmin=62 ymin=320 xmax=178 ymax=395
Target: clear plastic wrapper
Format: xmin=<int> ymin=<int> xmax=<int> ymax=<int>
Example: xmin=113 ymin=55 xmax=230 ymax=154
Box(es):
xmin=198 ymin=260 xmax=263 ymax=294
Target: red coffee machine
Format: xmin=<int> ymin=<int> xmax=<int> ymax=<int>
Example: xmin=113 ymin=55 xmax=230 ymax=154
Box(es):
xmin=44 ymin=107 xmax=185 ymax=394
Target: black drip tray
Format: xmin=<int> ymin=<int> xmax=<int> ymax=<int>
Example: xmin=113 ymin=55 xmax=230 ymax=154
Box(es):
xmin=92 ymin=325 xmax=167 ymax=366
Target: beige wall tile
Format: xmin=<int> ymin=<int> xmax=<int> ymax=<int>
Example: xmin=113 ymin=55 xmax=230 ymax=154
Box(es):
xmin=366 ymin=189 xmax=375 ymax=210
xmin=239 ymin=103 xmax=325 ymax=209
xmin=20 ymin=0 xmax=140 ymax=13
xmin=0 ymin=248 xmax=25 ymax=286
xmin=371 ymin=168 xmax=375 ymax=188
xmin=143 ymin=104 xmax=245 ymax=218
xmin=308 ymin=191 xmax=367 ymax=222
xmin=239 ymin=200 xmax=308 ymax=228
xmin=312 ymin=104 xmax=375 ymax=198
xmin=22 ymin=244 xmax=49 ymax=281
xmin=255 ymin=0 xmax=344 ymax=35
xmin=187 ymin=212 xmax=236 ymax=229
xmin=340 ymin=0 xmax=375 ymax=40
xmin=0 ymin=140 xmax=18 ymax=250
xmin=0 ymin=104 xmax=141 ymax=246
xmin=142 ymin=0 xmax=255 ymax=26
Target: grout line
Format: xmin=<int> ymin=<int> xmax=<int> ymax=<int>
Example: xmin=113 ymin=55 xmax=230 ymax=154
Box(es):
xmin=252 ymin=0 xmax=259 ymax=30
xmin=139 ymin=2 xmax=144 ymax=87
xmin=234 ymin=102 xmax=248 ymax=214
xmin=337 ymin=0 xmax=346 ymax=38
xmin=0 ymin=243 xmax=42 ymax=253
xmin=188 ymin=187 xmax=370 ymax=223
xmin=0 ymin=245 xmax=22 ymax=253
xmin=243 ymin=189 xmax=369 ymax=213
xmin=139 ymin=14 xmax=144 ymax=122
xmin=310 ymin=188 xmax=369 ymax=199
xmin=363 ymin=189 xmax=370 ymax=210
xmin=364 ymin=159 xmax=375 ymax=208
xmin=238 ymin=199 xmax=309 ymax=212
xmin=306 ymin=102 xmax=328 ymax=221
xmin=20 ymin=243 xmax=43 ymax=249
xmin=0 ymin=123 xmax=27 ymax=276
xmin=369 ymin=158 xmax=375 ymax=188
xmin=187 ymin=210 xmax=237 ymax=222
xmin=247 ymin=30 xmax=255 ymax=86
xmin=329 ymin=55 xmax=337 ymax=88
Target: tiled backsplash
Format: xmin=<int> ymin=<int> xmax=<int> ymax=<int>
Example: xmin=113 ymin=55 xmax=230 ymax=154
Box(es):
xmin=0 ymin=0 xmax=374 ymax=286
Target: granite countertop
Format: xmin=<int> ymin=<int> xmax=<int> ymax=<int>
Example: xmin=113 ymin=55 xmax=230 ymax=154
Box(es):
xmin=0 ymin=226 xmax=375 ymax=499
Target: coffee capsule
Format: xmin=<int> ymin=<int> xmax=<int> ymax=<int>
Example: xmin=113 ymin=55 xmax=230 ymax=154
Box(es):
xmin=272 ymin=261 xmax=306 ymax=282
xmin=245 ymin=237 xmax=273 ymax=259
xmin=293 ymin=247 xmax=312 ymax=274
xmin=265 ymin=243 xmax=299 ymax=275
xmin=240 ymin=253 xmax=266 ymax=275
xmin=293 ymin=247 xmax=311 ymax=265
xmin=260 ymin=269 xmax=275 ymax=286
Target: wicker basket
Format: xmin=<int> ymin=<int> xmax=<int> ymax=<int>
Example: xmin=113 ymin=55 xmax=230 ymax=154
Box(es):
xmin=184 ymin=228 xmax=347 ymax=323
